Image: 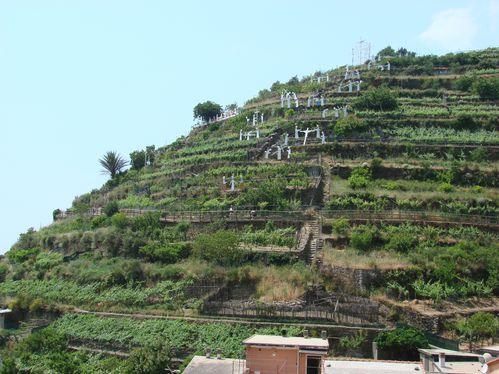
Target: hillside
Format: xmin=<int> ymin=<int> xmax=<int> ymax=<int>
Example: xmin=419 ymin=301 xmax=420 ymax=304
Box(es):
xmin=1 ymin=47 xmax=498 ymax=372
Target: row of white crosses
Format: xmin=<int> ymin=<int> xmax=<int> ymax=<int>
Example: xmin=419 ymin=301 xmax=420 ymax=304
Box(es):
xmin=207 ymin=108 xmax=240 ymax=124
xmin=322 ymin=106 xmax=348 ymax=119
xmin=223 ymin=174 xmax=244 ymax=192
xmin=337 ymin=80 xmax=362 ymax=93
xmin=307 ymin=95 xmax=325 ymax=107
xmin=367 ymin=61 xmax=391 ymax=71
xmin=264 ymin=144 xmax=292 ymax=160
xmin=295 ymin=125 xmax=326 ymax=145
xmin=239 ymin=128 xmax=260 ymax=141
xmin=310 ymin=74 xmax=330 ymax=83
xmin=246 ymin=110 xmax=264 ymax=126
xmin=281 ymin=91 xmax=299 ymax=109
xmin=344 ymin=66 xmax=361 ymax=80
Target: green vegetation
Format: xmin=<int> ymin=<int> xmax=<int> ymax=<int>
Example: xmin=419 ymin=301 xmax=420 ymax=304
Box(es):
xmin=374 ymin=327 xmax=429 ymax=361
xmin=1 ymin=46 xmax=498 ymax=363
xmin=99 ymin=151 xmax=128 ymax=179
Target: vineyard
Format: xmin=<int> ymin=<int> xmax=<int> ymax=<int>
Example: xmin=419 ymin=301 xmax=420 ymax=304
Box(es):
xmin=1 ymin=46 xmax=498 ymax=370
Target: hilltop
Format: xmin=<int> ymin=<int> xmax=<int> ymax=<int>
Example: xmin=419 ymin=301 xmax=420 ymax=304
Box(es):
xmin=0 ymin=46 xmax=498 ymax=372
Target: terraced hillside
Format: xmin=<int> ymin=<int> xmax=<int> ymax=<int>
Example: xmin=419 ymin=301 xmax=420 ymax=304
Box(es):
xmin=1 ymin=47 xmax=498 ymax=371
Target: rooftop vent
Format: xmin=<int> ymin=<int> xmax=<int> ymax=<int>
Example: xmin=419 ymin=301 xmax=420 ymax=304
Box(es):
xmin=321 ymin=330 xmax=327 ymax=339
xmin=303 ymin=330 xmax=309 ymax=338
xmin=205 ymin=348 xmax=211 ymax=359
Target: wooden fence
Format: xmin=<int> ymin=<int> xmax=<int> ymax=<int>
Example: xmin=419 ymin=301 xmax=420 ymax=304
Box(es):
xmin=56 ymin=208 xmax=498 ymax=228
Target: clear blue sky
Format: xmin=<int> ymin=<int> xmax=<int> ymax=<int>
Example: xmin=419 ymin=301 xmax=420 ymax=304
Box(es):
xmin=0 ymin=0 xmax=497 ymax=253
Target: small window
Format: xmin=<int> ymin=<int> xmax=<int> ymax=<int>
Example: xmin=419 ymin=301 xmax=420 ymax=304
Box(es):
xmin=307 ymin=356 xmax=321 ymax=374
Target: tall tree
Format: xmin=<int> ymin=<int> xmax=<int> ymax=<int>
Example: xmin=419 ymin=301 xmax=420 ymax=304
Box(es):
xmin=99 ymin=151 xmax=128 ymax=178
xmin=193 ymin=101 xmax=222 ymax=122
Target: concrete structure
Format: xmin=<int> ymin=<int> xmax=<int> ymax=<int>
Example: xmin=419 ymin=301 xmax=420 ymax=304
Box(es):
xmin=478 ymin=346 xmax=499 ymax=357
xmin=324 ymin=359 xmax=421 ymax=374
xmin=483 ymin=358 xmax=499 ymax=374
xmin=183 ymin=355 xmax=246 ymax=374
xmin=243 ymin=334 xmax=329 ymax=374
xmin=0 ymin=309 xmax=12 ymax=329
xmin=419 ymin=348 xmax=483 ymax=373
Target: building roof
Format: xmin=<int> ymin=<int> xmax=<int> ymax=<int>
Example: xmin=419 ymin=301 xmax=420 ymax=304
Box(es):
xmin=430 ymin=361 xmax=483 ymax=373
xmin=243 ymin=334 xmax=329 ymax=350
xmin=324 ymin=359 xmax=422 ymax=374
xmin=478 ymin=345 xmax=499 ymax=355
xmin=419 ymin=348 xmax=481 ymax=359
xmin=183 ymin=356 xmax=246 ymax=374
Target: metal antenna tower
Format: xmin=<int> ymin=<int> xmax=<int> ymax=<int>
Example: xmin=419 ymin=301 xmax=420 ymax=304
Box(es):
xmin=351 ymin=38 xmax=371 ymax=66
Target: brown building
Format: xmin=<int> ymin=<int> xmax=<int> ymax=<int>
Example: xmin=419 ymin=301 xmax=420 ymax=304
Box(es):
xmin=242 ymin=334 xmax=329 ymax=374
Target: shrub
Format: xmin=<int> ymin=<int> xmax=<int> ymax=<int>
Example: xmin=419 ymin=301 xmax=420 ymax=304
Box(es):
xmin=353 ymin=87 xmax=398 ymax=111
xmin=0 ymin=263 xmax=7 ymax=282
xmin=126 ymin=340 xmax=174 ymax=374
xmin=130 ymin=150 xmax=146 ymax=170
xmin=103 ymin=201 xmax=119 ymax=217
xmin=332 ymin=219 xmax=350 ymax=235
xmin=454 ymin=74 xmax=475 ymax=91
xmin=438 ymin=182 xmax=454 ymax=193
xmin=7 ymin=247 xmax=40 ymax=263
xmin=284 ymin=109 xmax=295 ymax=118
xmin=91 ymin=215 xmax=108 ymax=229
xmin=458 ymin=312 xmax=499 ymax=350
xmin=374 ymin=327 xmax=429 ymax=361
xmin=111 ymin=212 xmax=129 ymax=230
xmin=192 ymin=230 xmax=243 ymax=265
xmin=52 ymin=209 xmax=62 ymax=221
xmin=350 ymin=226 xmax=377 ymax=251
xmin=385 ymin=233 xmax=417 ymax=253
xmin=35 ymin=252 xmax=63 ymax=272
xmin=139 ymin=242 xmax=189 ymax=263
xmin=348 ymin=166 xmax=371 ymax=189
xmin=470 ymin=147 xmax=487 ymax=162
xmin=333 ymin=117 xmax=367 ymax=137
xmin=473 ymin=77 xmax=499 ymax=100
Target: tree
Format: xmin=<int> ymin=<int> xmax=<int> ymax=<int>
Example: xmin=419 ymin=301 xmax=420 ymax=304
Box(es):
xmin=192 ymin=229 xmax=243 ymax=265
xmin=473 ymin=77 xmax=499 ymax=100
xmin=376 ymin=46 xmax=396 ymax=59
xmin=126 ymin=339 xmax=174 ymax=374
xmin=193 ymin=101 xmax=222 ymax=122
xmin=130 ymin=150 xmax=146 ymax=170
xmin=374 ymin=327 xmax=429 ymax=361
xmin=99 ymin=151 xmax=128 ymax=178
xmin=353 ymin=87 xmax=398 ymax=111
xmin=458 ymin=312 xmax=498 ymax=350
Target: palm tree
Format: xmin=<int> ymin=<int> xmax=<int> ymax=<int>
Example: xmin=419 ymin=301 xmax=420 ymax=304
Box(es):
xmin=99 ymin=151 xmax=128 ymax=178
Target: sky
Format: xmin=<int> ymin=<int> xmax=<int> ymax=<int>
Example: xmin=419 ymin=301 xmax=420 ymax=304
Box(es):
xmin=0 ymin=0 xmax=497 ymax=253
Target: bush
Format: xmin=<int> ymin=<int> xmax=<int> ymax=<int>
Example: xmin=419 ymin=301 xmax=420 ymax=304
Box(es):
xmin=0 ymin=263 xmax=8 ymax=282
xmin=353 ymin=87 xmax=398 ymax=111
xmin=103 ymin=201 xmax=119 ymax=217
xmin=126 ymin=340 xmax=174 ymax=374
xmin=35 ymin=252 xmax=63 ymax=272
xmin=458 ymin=312 xmax=498 ymax=350
xmin=192 ymin=230 xmax=243 ymax=265
xmin=332 ymin=219 xmax=350 ymax=235
xmin=348 ymin=166 xmax=371 ymax=189
xmin=350 ymin=226 xmax=377 ymax=251
xmin=91 ymin=215 xmax=108 ymax=229
xmin=374 ymin=327 xmax=429 ymax=361
xmin=454 ymin=74 xmax=475 ymax=91
xmin=473 ymin=77 xmax=499 ymax=100
xmin=111 ymin=212 xmax=129 ymax=230
xmin=333 ymin=117 xmax=368 ymax=137
xmin=139 ymin=242 xmax=189 ymax=263
xmin=385 ymin=233 xmax=417 ymax=253
xmin=7 ymin=247 xmax=40 ymax=263
xmin=470 ymin=148 xmax=486 ymax=162
xmin=438 ymin=182 xmax=454 ymax=193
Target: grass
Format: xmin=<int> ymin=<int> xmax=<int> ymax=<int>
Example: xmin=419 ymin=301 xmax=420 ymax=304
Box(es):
xmin=321 ymin=243 xmax=411 ymax=270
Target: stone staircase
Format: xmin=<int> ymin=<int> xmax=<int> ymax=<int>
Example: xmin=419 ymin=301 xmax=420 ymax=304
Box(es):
xmin=308 ymin=220 xmax=324 ymax=264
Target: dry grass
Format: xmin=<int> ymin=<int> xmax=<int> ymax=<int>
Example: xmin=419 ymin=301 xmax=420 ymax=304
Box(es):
xmin=321 ymin=244 xmax=411 ymax=270
xmin=251 ymin=264 xmax=317 ymax=302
